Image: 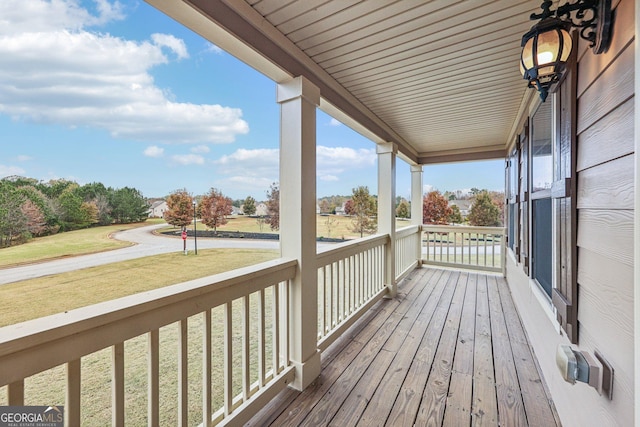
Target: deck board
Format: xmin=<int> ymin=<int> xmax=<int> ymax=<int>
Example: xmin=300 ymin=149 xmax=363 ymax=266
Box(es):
xmin=248 ymin=268 xmax=560 ymax=427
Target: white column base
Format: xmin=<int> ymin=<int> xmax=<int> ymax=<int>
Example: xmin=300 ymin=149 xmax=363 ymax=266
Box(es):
xmin=288 ymin=350 xmax=321 ymax=391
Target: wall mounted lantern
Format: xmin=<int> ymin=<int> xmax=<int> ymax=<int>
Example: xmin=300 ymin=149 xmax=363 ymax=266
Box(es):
xmin=520 ymin=0 xmax=613 ymax=101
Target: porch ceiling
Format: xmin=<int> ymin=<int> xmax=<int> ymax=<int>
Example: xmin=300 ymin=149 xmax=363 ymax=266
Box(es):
xmin=148 ymin=0 xmax=543 ymax=164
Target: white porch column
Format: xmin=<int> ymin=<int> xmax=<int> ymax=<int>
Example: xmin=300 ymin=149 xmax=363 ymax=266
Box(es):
xmin=377 ymin=142 xmax=397 ymax=297
xmin=276 ymin=76 xmax=321 ymax=391
xmin=411 ymin=164 xmax=424 ymax=265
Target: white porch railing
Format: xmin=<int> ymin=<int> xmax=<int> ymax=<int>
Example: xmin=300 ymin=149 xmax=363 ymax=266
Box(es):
xmin=422 ymin=225 xmax=506 ymax=274
xmin=0 ymin=231 xmax=424 ymax=426
xmin=316 ymin=234 xmax=389 ymax=352
xmin=0 ymin=259 xmax=296 ymax=427
xmin=395 ymin=225 xmax=422 ymax=282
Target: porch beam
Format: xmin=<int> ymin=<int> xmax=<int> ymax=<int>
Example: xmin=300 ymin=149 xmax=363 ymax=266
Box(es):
xmin=276 ymin=76 xmax=321 ymax=391
xmin=377 ymin=142 xmax=397 ymax=297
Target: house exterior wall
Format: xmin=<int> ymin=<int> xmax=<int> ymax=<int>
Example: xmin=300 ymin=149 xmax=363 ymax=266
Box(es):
xmin=507 ymin=0 xmax=635 ymax=425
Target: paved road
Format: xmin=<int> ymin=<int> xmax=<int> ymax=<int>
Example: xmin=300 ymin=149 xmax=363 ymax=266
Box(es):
xmin=0 ymin=224 xmax=281 ymax=285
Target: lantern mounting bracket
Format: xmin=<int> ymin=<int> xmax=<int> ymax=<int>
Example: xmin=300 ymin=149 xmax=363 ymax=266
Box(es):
xmin=529 ymin=0 xmax=612 ymax=54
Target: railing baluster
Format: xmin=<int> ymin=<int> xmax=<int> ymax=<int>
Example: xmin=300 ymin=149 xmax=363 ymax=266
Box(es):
xmin=241 ymin=296 xmax=250 ymax=401
xmin=178 ymin=319 xmax=188 ymax=427
xmin=283 ymin=280 xmax=290 ymax=365
xmin=224 ymin=302 xmax=232 ymax=417
xmin=357 ymin=252 xmax=362 ymax=305
xmin=259 ymin=289 xmax=265 ymax=387
xmin=7 ymin=381 xmax=24 ymax=406
xmin=203 ymin=310 xmax=212 ymax=426
xmin=66 ymin=359 xmax=81 ymax=427
xmin=340 ymin=259 xmax=345 ymax=321
xmin=323 ymin=266 xmax=328 ymax=334
xmin=484 ymin=233 xmax=488 ymax=266
xmin=148 ymin=330 xmax=159 ymax=427
xmin=492 ymin=234 xmax=496 ymax=267
xmin=272 ymin=284 xmax=280 ymax=375
xmin=328 ymin=263 xmax=334 ymax=328
xmin=112 ymin=342 xmax=125 ymax=427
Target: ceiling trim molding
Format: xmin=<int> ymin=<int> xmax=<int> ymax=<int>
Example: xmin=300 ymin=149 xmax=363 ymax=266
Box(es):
xmin=418 ymin=149 xmax=507 ymax=165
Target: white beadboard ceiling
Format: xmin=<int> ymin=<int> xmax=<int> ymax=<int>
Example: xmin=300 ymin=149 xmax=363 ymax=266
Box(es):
xmin=148 ymin=0 xmax=545 ymax=164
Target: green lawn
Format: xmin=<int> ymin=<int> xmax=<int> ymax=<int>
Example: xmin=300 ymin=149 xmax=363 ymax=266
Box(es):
xmin=173 ymin=214 xmax=414 ymax=240
xmin=0 ymin=219 xmax=165 ymax=268
xmin=0 ymin=248 xmax=279 ymax=426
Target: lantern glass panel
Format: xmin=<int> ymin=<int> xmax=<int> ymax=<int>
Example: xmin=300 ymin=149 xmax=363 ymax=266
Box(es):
xmin=536 ymin=29 xmax=561 ymax=65
xmin=522 ymin=37 xmax=535 ymax=71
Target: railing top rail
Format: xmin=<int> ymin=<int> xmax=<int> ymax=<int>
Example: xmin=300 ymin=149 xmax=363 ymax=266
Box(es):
xmin=316 ymin=233 xmax=389 ymax=266
xmin=0 ymin=258 xmax=297 ymax=361
xmin=422 ymin=224 xmax=506 ymax=234
xmin=395 ymin=224 xmax=420 ymax=239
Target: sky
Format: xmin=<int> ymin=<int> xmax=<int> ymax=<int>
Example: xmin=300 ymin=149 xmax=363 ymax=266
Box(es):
xmin=0 ymin=0 xmax=505 ymax=202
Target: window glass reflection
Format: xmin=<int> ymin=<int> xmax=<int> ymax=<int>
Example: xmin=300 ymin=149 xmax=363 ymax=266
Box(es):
xmin=531 ymin=101 xmax=552 ymax=191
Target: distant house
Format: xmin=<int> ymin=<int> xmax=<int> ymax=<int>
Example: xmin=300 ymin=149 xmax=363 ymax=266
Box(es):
xmin=255 ymin=202 xmax=268 ymax=216
xmin=448 ymin=199 xmax=472 ymax=218
xmin=335 ymin=202 xmax=347 ymax=216
xmin=148 ymin=200 xmax=167 ymax=218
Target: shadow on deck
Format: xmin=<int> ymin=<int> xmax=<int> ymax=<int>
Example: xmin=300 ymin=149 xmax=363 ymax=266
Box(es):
xmin=248 ymin=267 xmax=561 ymax=426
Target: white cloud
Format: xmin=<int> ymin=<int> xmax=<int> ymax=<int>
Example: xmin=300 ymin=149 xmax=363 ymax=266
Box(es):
xmin=423 ymin=184 xmax=434 ymax=194
xmin=209 ymin=146 xmax=377 ymax=196
xmin=191 ymin=145 xmax=210 ymax=154
xmin=205 ymin=42 xmax=223 ymax=54
xmin=0 ymin=0 xmax=248 ymax=144
xmin=213 ymin=148 xmax=279 ymax=188
xmin=151 ymin=33 xmax=188 ymax=60
xmin=0 ymin=165 xmax=26 ymax=177
xmin=316 ymin=146 xmax=375 ymax=167
xmin=16 ymin=155 xmax=32 ymax=161
xmin=329 ymin=118 xmax=342 ymax=126
xmin=0 ymin=0 xmax=125 ymax=34
xmin=316 ymin=146 xmax=375 ymax=178
xmin=144 ymin=145 xmax=164 ymax=158
xmin=216 ymin=148 xmax=279 ymax=165
xmin=171 ymin=154 xmax=204 ymax=165
xmin=213 ymin=175 xmax=275 ymax=199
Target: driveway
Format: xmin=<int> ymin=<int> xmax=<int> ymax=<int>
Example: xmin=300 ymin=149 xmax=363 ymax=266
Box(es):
xmin=0 ymin=223 xmax=280 ymax=285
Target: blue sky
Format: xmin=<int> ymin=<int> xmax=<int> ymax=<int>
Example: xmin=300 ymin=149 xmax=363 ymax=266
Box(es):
xmin=0 ymin=0 xmax=504 ymax=202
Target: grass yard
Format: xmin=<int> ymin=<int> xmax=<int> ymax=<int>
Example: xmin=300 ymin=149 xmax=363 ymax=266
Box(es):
xmin=177 ymin=214 xmax=414 ymax=240
xmin=0 ymin=248 xmax=279 ymax=426
xmin=0 ymin=248 xmax=278 ymax=327
xmin=0 ymin=219 xmax=165 ymax=269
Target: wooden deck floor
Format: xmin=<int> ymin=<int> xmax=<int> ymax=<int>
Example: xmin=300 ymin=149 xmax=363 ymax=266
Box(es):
xmin=247 ymin=267 xmax=561 ymax=427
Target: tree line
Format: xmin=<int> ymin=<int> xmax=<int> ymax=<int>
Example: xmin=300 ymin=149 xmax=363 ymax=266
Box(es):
xmin=164 ymin=183 xmax=280 ymax=233
xmin=164 ymin=184 xmax=503 ymax=240
xmin=0 ymin=176 xmax=149 ymax=247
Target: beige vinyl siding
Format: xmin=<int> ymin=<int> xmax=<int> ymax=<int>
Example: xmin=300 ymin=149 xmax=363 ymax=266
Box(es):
xmin=574 ymin=0 xmax=635 ymax=423
xmin=507 ymin=0 xmax=635 ymax=425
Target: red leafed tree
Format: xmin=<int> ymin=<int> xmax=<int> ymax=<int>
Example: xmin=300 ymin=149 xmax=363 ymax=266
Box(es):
xmin=21 ymin=199 xmax=47 ymax=236
xmin=422 ymin=190 xmax=452 ymax=224
xmin=265 ymin=182 xmax=279 ymax=231
xmin=343 ymin=199 xmax=355 ymax=216
xmin=200 ymin=188 xmax=233 ymax=233
xmin=164 ymin=189 xmax=194 ymax=228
